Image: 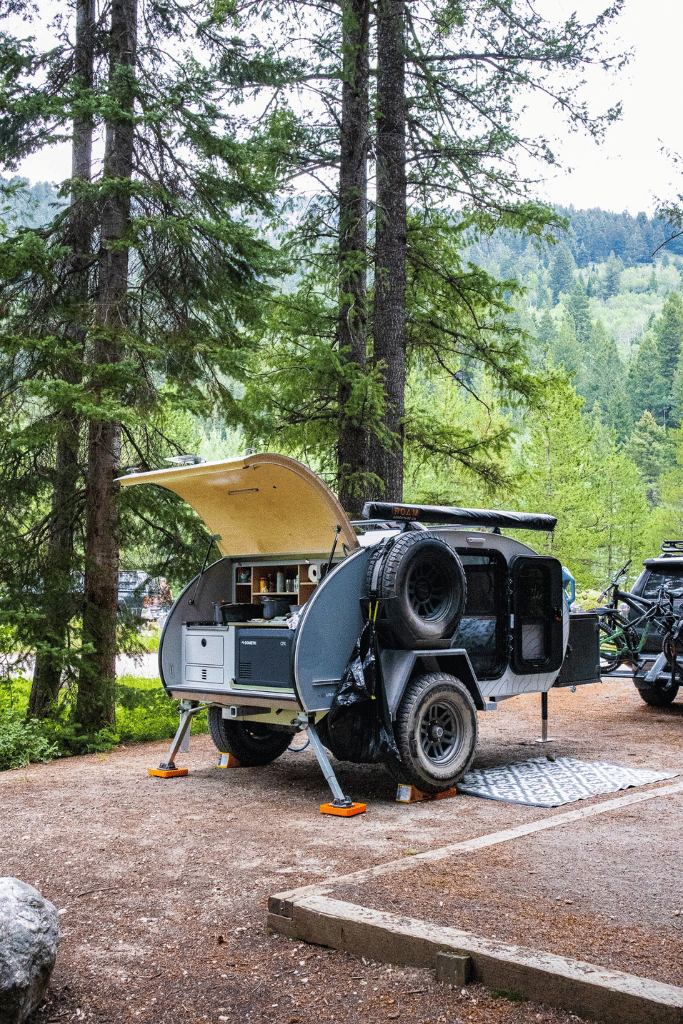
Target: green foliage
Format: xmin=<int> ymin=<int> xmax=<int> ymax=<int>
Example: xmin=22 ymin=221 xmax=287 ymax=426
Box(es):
xmin=404 ymin=371 xmax=515 ymax=500
xmin=629 ymin=332 xmax=669 ymax=424
xmin=566 ymin=280 xmax=592 ymax=346
xmin=549 ymin=243 xmax=576 ymax=302
xmin=114 ymin=675 xmax=207 ymax=744
xmin=0 ymin=708 xmax=59 ymax=770
xmin=602 ymin=252 xmax=624 ymax=299
xmin=0 ymin=673 xmax=116 ymax=766
xmin=0 ymin=671 xmax=206 ymax=771
xmin=0 ymin=0 xmax=287 ymax=731
xmin=656 ymin=291 xmax=683 ymax=412
xmin=622 ymin=412 xmax=676 ymax=499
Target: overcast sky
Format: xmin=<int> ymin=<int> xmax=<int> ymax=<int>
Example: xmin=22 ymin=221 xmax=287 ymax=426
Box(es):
xmin=17 ymin=0 xmax=681 ymax=217
xmin=533 ymin=0 xmax=683 ymax=215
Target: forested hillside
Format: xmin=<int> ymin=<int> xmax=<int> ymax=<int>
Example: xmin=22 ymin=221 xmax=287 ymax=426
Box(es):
xmin=0 ymin=177 xmax=64 ymax=229
xmin=3 ymin=179 xmax=680 ymax=593
xmin=438 ymin=207 xmax=683 ymax=590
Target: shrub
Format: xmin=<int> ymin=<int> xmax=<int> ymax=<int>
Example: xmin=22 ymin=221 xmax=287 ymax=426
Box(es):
xmin=115 ymin=675 xmax=208 ymax=744
xmin=0 ymin=708 xmax=59 ymax=770
xmin=0 ymin=673 xmax=206 ymax=771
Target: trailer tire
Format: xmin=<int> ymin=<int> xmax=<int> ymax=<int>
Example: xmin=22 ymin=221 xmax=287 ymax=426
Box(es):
xmin=367 ymin=533 xmax=466 ymax=649
xmin=208 ymin=706 xmax=292 ymax=766
xmin=384 ymin=673 xmax=478 ymax=793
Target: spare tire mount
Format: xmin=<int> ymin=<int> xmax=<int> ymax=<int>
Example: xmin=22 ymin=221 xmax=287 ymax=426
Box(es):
xmin=366 ymin=532 xmax=467 ymax=650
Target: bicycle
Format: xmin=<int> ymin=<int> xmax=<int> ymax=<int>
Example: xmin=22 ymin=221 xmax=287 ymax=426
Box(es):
xmin=594 ymin=561 xmax=675 ymax=672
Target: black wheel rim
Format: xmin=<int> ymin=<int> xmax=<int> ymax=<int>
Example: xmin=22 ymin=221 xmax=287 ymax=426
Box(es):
xmin=407 ymin=559 xmax=450 ymax=619
xmin=419 ymin=699 xmax=462 ymax=765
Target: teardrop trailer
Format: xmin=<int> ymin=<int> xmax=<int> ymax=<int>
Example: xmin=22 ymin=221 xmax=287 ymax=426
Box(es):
xmin=119 ymin=453 xmax=601 ymax=813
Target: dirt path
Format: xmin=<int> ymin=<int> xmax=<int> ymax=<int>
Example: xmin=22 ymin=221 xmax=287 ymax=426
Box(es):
xmin=3 ymin=673 xmax=683 ymax=1024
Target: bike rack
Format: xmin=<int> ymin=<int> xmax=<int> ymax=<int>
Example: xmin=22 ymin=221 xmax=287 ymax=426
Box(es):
xmin=645 ymin=652 xmax=668 ymax=682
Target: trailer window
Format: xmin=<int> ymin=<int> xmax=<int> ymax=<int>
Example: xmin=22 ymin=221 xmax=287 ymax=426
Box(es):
xmin=516 ymin=564 xmax=547 ymax=661
xmin=453 ymin=552 xmax=506 ymax=679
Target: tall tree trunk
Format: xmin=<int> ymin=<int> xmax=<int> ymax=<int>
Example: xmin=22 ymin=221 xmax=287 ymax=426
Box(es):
xmin=336 ymin=0 xmax=370 ymax=515
xmin=77 ymin=0 xmax=137 ymax=731
xmin=369 ymin=0 xmax=407 ymax=502
xmin=29 ymin=0 xmax=95 ymax=718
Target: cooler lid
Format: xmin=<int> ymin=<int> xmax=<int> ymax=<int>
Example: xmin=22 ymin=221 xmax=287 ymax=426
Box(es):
xmin=119 ymin=453 xmax=359 ymax=558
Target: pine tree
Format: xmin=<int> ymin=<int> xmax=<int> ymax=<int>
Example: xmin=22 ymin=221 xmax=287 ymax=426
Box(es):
xmin=602 ymin=252 xmax=623 ymax=299
xmin=549 ymin=244 xmax=576 ymax=302
xmin=511 ymin=375 xmax=602 ymax=586
xmin=566 ymin=279 xmax=592 ymax=346
xmin=336 ymin=0 xmax=371 ymax=513
xmin=369 ymin=0 xmax=408 ymax=501
xmin=28 ymin=0 xmax=96 ymax=718
xmin=232 ymin=0 xmax=625 ymax=502
xmin=535 ymin=310 xmax=557 ymax=348
xmin=622 ymin=411 xmax=676 ymax=504
xmin=0 ymin=1 xmax=280 ymax=731
xmin=578 ymin=320 xmax=625 ymax=418
xmin=655 ymin=291 xmax=683 ymax=418
xmin=628 ymin=333 xmax=667 ymax=425
xmin=551 ymin=317 xmax=581 ymax=379
xmin=76 ymin=0 xmax=138 ymax=730
xmin=588 ymin=420 xmax=649 ymax=580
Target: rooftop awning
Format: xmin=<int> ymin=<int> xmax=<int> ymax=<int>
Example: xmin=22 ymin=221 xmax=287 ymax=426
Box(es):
xmin=362 ymin=501 xmax=557 ymax=533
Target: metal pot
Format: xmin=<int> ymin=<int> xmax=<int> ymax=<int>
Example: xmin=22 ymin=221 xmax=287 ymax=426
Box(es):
xmin=214 ymin=602 xmax=263 ymax=623
xmin=262 ymin=599 xmax=291 ymax=620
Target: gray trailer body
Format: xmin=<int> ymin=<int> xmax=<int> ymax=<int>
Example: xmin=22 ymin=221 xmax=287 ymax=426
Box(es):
xmin=121 ymin=453 xmax=599 ymax=798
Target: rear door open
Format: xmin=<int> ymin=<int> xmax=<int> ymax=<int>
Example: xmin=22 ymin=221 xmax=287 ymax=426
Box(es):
xmin=509 ymin=555 xmax=564 ymax=674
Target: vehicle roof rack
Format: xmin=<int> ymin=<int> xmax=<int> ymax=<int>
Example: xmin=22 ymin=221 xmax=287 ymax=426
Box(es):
xmin=661 ymin=540 xmax=683 ymax=556
xmin=361 ymin=502 xmax=557 ymax=533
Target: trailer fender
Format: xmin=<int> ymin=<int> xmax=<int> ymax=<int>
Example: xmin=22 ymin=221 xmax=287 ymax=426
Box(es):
xmin=380 ymin=647 xmax=485 ymax=716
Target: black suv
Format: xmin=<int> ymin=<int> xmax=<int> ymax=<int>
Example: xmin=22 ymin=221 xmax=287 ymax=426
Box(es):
xmin=117 ymin=571 xmax=154 ymax=618
xmin=629 ymin=541 xmax=683 ymax=653
xmin=629 ymin=541 xmax=683 ymax=706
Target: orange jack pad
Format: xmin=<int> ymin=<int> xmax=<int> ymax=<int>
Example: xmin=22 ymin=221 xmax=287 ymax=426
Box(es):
xmin=148 ymin=768 xmax=188 ymax=778
xmin=320 ymin=802 xmax=366 ymax=817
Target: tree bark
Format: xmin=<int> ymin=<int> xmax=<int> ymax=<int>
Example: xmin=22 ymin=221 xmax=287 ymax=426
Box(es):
xmin=29 ymin=0 xmax=95 ymax=718
xmin=336 ymin=0 xmax=370 ymax=515
xmin=77 ymin=0 xmax=137 ymax=731
xmin=369 ymin=0 xmax=407 ymax=502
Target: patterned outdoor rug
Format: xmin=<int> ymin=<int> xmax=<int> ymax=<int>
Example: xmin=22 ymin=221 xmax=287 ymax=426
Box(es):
xmin=456 ymin=757 xmax=678 ymax=807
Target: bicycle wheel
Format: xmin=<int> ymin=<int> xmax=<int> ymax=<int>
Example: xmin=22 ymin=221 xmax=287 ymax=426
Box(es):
xmin=597 ymin=612 xmax=635 ymax=673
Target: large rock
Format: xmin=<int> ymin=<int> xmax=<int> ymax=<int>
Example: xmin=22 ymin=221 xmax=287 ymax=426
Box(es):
xmin=0 ymin=878 xmax=60 ymax=1024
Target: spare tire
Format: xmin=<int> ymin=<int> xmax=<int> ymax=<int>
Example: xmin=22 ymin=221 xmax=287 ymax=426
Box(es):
xmin=366 ymin=532 xmax=466 ymax=649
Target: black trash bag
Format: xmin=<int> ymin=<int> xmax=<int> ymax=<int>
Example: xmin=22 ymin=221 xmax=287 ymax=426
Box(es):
xmin=319 ymin=621 xmax=399 ymax=763
xmin=334 ymin=619 xmax=377 ymax=705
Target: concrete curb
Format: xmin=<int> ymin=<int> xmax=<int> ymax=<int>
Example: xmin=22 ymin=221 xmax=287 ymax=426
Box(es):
xmin=268 ymin=894 xmax=683 ymax=1024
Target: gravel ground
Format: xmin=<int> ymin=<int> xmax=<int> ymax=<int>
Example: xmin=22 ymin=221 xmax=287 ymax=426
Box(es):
xmin=3 ymin=672 xmax=683 ymax=1024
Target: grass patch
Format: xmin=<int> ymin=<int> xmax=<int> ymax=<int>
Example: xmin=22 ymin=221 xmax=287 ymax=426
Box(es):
xmin=115 ymin=674 xmax=207 ymax=744
xmin=137 ymin=627 xmax=161 ymax=654
xmin=0 ymin=671 xmax=206 ymax=771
